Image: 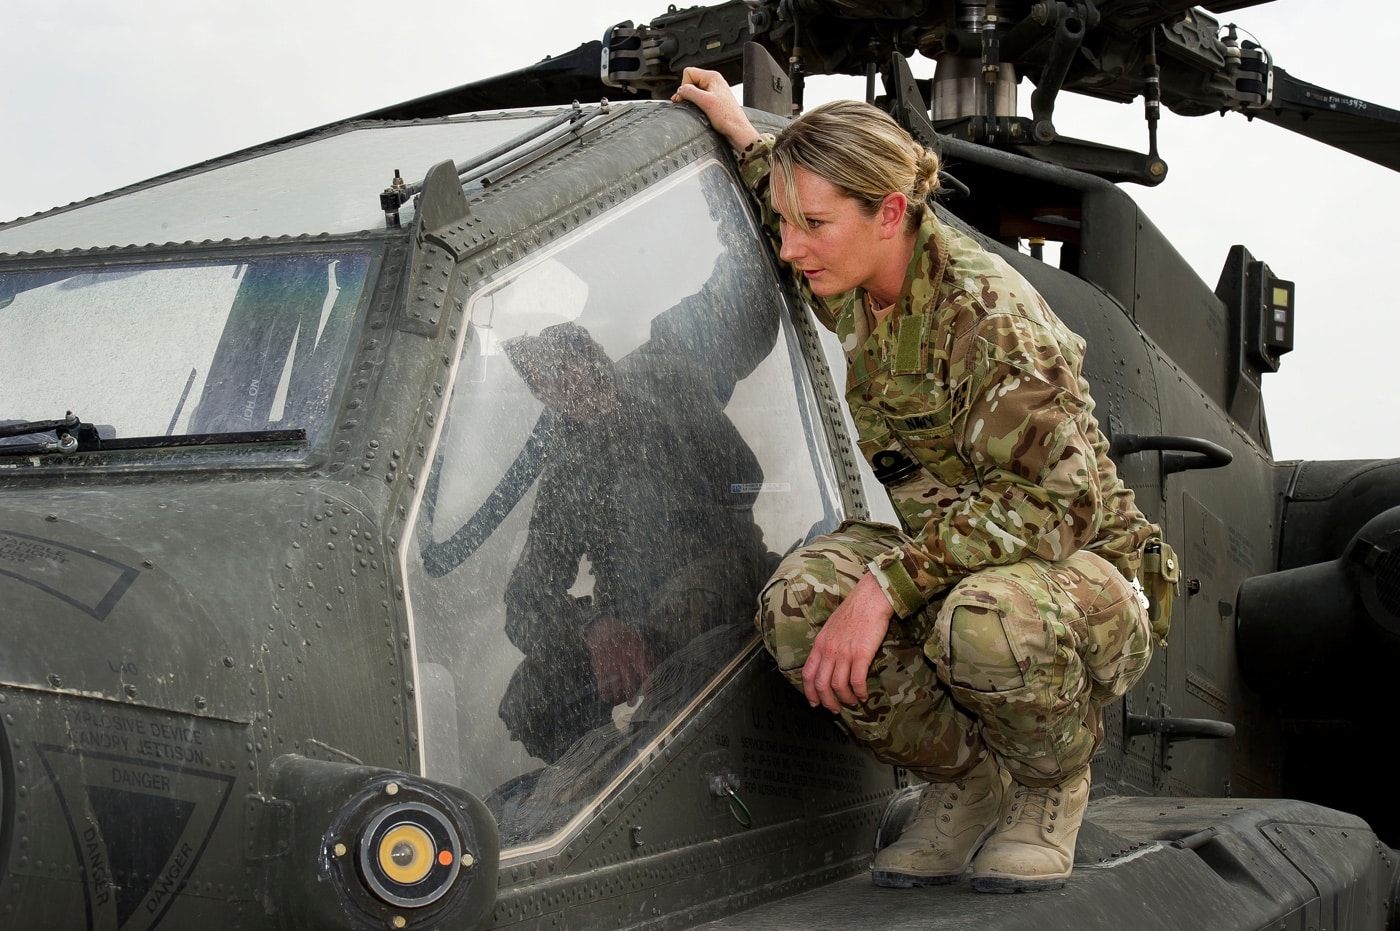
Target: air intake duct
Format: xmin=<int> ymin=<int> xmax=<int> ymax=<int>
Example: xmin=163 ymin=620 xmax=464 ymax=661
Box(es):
xmin=1237 ymin=506 xmax=1400 ymax=701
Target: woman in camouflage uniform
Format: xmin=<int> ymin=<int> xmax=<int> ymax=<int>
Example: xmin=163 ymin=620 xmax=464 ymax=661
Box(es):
xmin=673 ymin=70 xmax=1158 ymax=893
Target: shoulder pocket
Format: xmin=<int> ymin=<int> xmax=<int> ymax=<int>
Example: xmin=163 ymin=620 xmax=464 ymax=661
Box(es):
xmin=890 ymin=314 xmax=930 ymax=375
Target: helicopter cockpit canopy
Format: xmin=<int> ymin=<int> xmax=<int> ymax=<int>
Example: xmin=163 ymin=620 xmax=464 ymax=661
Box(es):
xmin=404 ymin=152 xmax=849 ymax=854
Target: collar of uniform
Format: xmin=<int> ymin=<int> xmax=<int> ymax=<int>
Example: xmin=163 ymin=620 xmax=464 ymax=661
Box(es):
xmin=854 ymin=215 xmax=946 ymax=376
xmin=891 ymin=212 xmax=948 ymax=321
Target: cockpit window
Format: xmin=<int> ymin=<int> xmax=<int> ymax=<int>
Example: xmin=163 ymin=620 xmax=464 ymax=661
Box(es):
xmin=0 ymin=250 xmax=374 ymax=462
xmin=0 ymin=115 xmax=555 ymax=251
xmin=406 ymin=161 xmax=843 ymax=853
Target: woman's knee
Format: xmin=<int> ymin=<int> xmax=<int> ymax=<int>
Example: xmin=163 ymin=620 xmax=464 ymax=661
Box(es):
xmin=756 ymin=526 xmax=906 ymax=669
xmin=927 ymin=569 xmax=1096 ymax=772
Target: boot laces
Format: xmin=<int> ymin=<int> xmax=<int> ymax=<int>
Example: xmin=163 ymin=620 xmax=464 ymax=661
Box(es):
xmin=916 ymin=774 xmax=969 ymax=815
xmin=1007 ymin=783 xmax=1061 ymax=832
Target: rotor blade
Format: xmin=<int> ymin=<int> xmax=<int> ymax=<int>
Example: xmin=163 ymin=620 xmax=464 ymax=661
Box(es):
xmin=1248 ymin=67 xmax=1400 ymax=172
xmin=352 ymin=41 xmax=643 ymax=120
xmin=1197 ymin=0 xmax=1276 ymax=13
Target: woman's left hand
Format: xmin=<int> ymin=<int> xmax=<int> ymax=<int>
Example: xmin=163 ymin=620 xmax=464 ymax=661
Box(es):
xmin=801 ymin=572 xmax=894 ymax=713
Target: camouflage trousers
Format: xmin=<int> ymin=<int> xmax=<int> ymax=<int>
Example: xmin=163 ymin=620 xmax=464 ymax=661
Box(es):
xmin=756 ymin=520 xmax=1152 ymax=786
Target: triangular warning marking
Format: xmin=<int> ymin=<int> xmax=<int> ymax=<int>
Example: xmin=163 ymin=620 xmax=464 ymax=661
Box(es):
xmin=36 ymin=744 xmax=236 ymax=931
xmin=87 ymin=786 xmax=196 ymax=928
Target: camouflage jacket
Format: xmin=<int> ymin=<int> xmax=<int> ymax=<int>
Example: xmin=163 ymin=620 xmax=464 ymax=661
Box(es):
xmin=738 ymin=135 xmax=1157 ymax=616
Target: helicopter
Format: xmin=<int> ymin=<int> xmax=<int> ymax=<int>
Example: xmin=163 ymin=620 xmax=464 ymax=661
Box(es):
xmin=2 ymin=1 xmax=1399 ymax=929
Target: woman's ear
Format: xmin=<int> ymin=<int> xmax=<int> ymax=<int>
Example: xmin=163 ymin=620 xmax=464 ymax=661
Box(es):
xmin=878 ymin=192 xmax=909 ymax=239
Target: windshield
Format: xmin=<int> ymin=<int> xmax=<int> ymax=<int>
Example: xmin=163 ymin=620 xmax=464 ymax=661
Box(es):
xmin=0 ymin=116 xmax=556 ymax=251
xmin=405 ymin=160 xmax=845 ymax=854
xmin=0 ymin=250 xmax=375 ymax=460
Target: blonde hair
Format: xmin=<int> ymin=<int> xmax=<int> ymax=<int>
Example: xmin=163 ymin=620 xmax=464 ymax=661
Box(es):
xmin=772 ymin=100 xmax=940 ymax=234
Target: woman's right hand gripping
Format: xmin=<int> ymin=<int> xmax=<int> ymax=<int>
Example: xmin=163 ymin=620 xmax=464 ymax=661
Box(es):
xmin=671 ymin=68 xmax=761 ymax=152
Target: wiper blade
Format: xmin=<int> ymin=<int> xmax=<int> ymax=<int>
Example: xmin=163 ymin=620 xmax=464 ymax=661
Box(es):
xmin=79 ymin=428 xmax=307 ymax=452
xmin=0 ymin=411 xmax=99 ymax=452
xmin=0 ymin=416 xmax=306 ymax=458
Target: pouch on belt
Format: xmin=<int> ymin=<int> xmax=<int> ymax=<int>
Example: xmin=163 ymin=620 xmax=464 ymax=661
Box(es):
xmin=1139 ymin=538 xmax=1180 ymax=645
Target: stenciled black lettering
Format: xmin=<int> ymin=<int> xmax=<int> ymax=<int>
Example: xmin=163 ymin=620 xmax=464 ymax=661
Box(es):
xmin=136 ymin=739 xmax=209 ymax=767
xmin=110 ymin=766 xmax=171 ymax=793
xmin=144 ymin=841 xmax=193 ymax=914
xmin=82 ymin=825 xmax=112 ymax=908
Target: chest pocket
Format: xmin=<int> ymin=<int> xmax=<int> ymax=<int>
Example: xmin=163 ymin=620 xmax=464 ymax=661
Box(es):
xmin=883 ymin=393 xmax=970 ymax=487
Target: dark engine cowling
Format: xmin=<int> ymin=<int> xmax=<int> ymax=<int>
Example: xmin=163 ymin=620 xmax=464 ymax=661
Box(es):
xmin=1236 ymin=459 xmax=1400 ymax=842
xmin=1237 ymin=503 xmax=1400 ymax=693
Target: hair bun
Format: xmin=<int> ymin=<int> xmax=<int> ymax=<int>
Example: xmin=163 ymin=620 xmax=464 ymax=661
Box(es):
xmin=913 ymin=145 xmax=941 ymax=199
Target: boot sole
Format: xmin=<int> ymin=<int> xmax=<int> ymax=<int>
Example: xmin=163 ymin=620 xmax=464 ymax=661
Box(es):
xmin=970 ymin=875 xmax=1067 ymax=894
xmin=871 ymin=811 xmax=1003 ymax=889
xmin=871 ymin=869 xmax=962 ymax=888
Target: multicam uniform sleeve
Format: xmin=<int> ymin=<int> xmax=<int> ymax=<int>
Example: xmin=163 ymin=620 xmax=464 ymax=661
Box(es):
xmin=866 ymin=313 xmax=1105 ymax=617
xmin=1080 ymin=379 xmax=1155 ymax=580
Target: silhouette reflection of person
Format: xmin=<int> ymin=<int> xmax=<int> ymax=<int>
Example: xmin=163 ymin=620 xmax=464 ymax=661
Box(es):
xmin=497 ymin=321 xmax=770 ymax=763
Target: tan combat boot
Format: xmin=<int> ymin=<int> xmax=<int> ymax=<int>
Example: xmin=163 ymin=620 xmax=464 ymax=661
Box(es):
xmin=871 ymin=754 xmax=1009 ymax=887
xmin=969 ymin=766 xmax=1090 ymax=893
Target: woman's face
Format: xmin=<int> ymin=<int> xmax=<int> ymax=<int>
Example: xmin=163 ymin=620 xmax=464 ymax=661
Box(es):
xmin=771 ymin=166 xmax=892 ymax=299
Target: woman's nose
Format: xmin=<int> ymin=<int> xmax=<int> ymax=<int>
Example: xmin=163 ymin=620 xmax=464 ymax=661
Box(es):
xmin=778 ymin=229 xmax=804 ymax=262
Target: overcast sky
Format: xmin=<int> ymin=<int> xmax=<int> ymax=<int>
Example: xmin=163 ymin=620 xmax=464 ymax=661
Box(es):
xmin=3 ymin=0 xmax=1396 ymax=460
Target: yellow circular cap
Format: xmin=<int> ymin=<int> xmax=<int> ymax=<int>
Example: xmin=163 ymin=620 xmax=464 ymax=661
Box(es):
xmin=377 ymin=823 xmax=435 ymax=886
